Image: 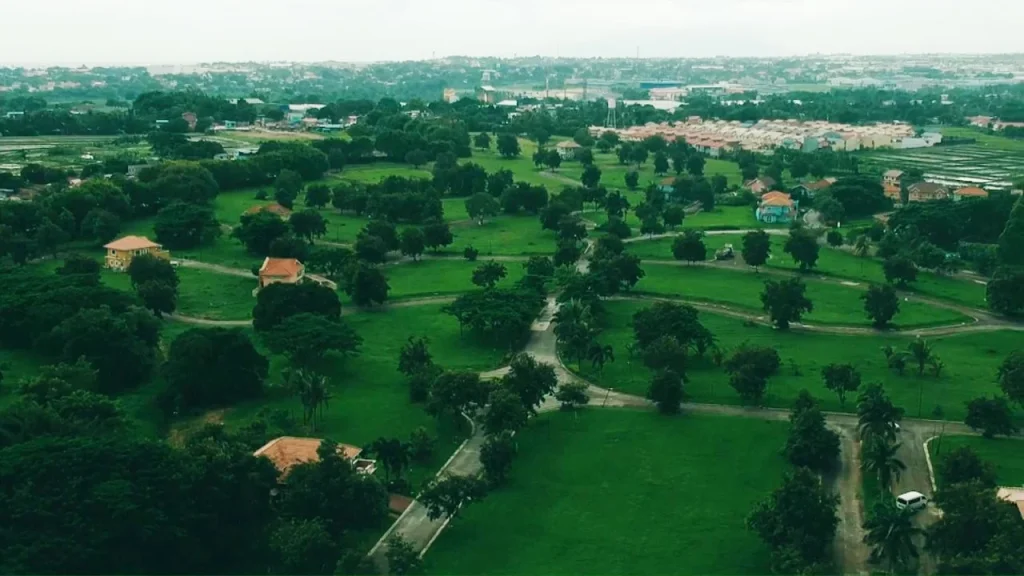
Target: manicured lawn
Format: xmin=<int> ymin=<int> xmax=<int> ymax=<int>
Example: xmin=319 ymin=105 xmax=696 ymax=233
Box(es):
xmin=464 ymin=139 xmax=566 ymax=188
xmin=448 ymin=215 xmax=557 ymax=256
xmin=635 ymin=263 xmax=971 ymax=328
xmin=590 ymin=205 xmax=767 ymax=231
xmin=346 ymin=258 xmax=526 ymax=304
xmin=626 ymin=235 xmax=988 ymax=309
xmin=336 ymin=163 xmax=431 ymax=183
xmin=175 ymin=268 xmax=256 ymax=320
xmin=426 ymin=410 xmax=788 ymax=575
xmin=929 ymin=436 xmax=1024 ymax=488
xmin=574 ymin=300 xmax=1021 ymax=421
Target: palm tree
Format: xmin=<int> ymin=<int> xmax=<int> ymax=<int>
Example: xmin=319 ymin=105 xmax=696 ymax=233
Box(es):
xmin=854 ymin=234 xmax=871 ymax=258
xmin=366 ymin=438 xmax=410 ymax=484
xmin=862 ymin=438 xmax=906 ymax=492
xmin=907 ymin=338 xmax=933 ymax=376
xmin=554 ymin=299 xmax=596 ymax=369
xmin=587 ymin=343 xmax=614 ymax=373
xmin=863 ymin=502 xmax=923 ymax=574
xmin=290 ymin=369 xmax=332 ymax=432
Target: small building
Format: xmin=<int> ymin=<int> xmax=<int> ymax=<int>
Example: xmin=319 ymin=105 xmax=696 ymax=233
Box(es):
xmin=254 ymin=436 xmax=376 ymax=479
xmin=258 ymin=257 xmax=305 ymax=288
xmin=907 ymin=182 xmax=949 ymax=202
xmin=997 ymin=487 xmax=1024 ymax=520
xmin=744 ymin=177 xmax=777 ymax=195
xmin=555 ymin=140 xmax=582 ymax=160
xmin=103 ymin=235 xmax=169 ymax=271
xmin=883 ymin=169 xmax=903 ymax=188
xmin=756 ymin=192 xmax=797 ymax=224
xmin=477 ymin=85 xmax=497 ymax=104
xmin=953 ymin=186 xmax=989 ymax=201
xmin=245 ymin=203 xmax=292 ymax=219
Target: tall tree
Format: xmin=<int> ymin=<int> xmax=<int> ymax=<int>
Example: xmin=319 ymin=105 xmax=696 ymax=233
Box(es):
xmin=419 ymin=474 xmax=488 ymax=522
xmin=862 ymin=284 xmax=900 ymax=328
xmin=964 ymin=395 xmax=1017 ymax=438
xmin=647 ymin=369 xmax=684 ymax=414
xmin=741 ymin=229 xmax=771 ymax=270
xmin=465 ymin=192 xmax=499 ymax=225
xmin=672 ymin=230 xmax=707 ymax=264
xmin=862 ymin=437 xmax=906 ymax=492
xmin=399 ymin=227 xmax=425 ymax=261
xmin=821 ymin=363 xmax=861 ymax=407
xmin=472 ymin=261 xmax=507 ymax=289
xmin=863 ymin=503 xmax=922 ymax=574
xmin=760 ymin=277 xmax=813 ymax=330
xmin=784 ymin=229 xmax=820 ymax=272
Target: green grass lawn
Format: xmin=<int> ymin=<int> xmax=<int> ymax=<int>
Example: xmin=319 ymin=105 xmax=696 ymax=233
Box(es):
xmin=590 ymin=205 xmax=766 ymax=231
xmin=929 ymin=435 xmax=1024 ymax=488
xmin=627 ymin=235 xmax=988 ymax=309
xmin=635 ymin=263 xmax=971 ymax=328
xmin=448 ymin=215 xmax=557 ymax=256
xmin=175 ymin=268 xmax=256 ymax=320
xmin=344 ymin=258 xmax=526 ymax=305
xmin=336 ymin=162 xmax=431 ymax=183
xmin=941 ymin=127 xmax=1024 ymax=152
xmin=574 ymin=300 xmax=1020 ymax=421
xmin=426 ymin=410 xmax=788 ymax=575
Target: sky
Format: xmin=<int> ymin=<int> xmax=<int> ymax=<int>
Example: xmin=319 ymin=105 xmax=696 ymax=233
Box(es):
xmin=3 ymin=0 xmax=1022 ymax=65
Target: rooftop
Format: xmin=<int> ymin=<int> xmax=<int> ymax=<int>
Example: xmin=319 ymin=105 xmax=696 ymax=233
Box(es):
xmin=260 ymin=257 xmax=304 ymax=278
xmin=956 ymin=186 xmax=989 ymax=197
xmin=997 ymin=487 xmax=1024 ymax=519
xmin=104 ymin=235 xmax=161 ymax=251
xmin=253 ymin=436 xmax=362 ymax=478
xmin=245 ymin=203 xmax=292 ymax=217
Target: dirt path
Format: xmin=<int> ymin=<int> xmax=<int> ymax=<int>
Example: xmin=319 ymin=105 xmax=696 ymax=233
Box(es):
xmin=177 ymin=259 xmax=253 ymax=278
xmin=833 ymin=427 xmax=869 ymax=575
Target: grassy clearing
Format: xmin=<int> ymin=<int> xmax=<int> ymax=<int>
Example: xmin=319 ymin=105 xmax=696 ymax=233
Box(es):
xmin=448 ymin=215 xmax=557 ymax=256
xmin=175 ymin=268 xmax=256 ymax=320
xmin=626 ymin=235 xmax=988 ymax=309
xmin=426 ymin=410 xmax=788 ymax=575
xmin=590 ymin=205 xmax=766 ymax=231
xmin=574 ymin=300 xmax=1020 ymax=421
xmin=344 ymin=258 xmax=526 ymax=305
xmin=941 ymin=127 xmax=1024 ymax=153
xmin=635 ymin=263 xmax=971 ymax=328
xmin=336 ymin=163 xmax=431 ymax=183
xmin=929 ymin=435 xmax=1024 ymax=488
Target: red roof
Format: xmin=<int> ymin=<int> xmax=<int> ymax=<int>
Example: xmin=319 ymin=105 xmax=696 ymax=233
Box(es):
xmin=260 ymin=257 xmax=303 ymax=278
xmin=956 ymin=186 xmax=988 ymax=197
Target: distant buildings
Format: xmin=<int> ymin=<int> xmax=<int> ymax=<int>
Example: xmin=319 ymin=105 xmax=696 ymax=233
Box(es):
xmin=756 ymin=192 xmax=797 ymax=224
xmin=103 ymin=236 xmax=169 ymax=271
xmin=555 ymin=140 xmax=582 ymax=160
xmin=477 ymin=85 xmax=497 ymax=104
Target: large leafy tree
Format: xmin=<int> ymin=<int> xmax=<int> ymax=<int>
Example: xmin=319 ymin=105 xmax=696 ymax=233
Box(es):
xmin=883 ymin=255 xmax=918 ymax=287
xmin=927 ymin=480 xmax=1024 ymax=574
xmin=785 ymin=397 xmax=840 ymax=473
xmin=761 ymin=277 xmax=813 ymax=330
xmin=127 ymin=252 xmax=179 ymax=290
xmin=987 ymin=266 xmax=1024 ymax=316
xmin=964 ymin=395 xmax=1017 ymax=438
xmin=153 ymin=201 xmax=221 ymax=249
xmin=741 ymin=229 xmax=771 ymax=270
xmin=289 ymin=209 xmax=328 ymax=244
xmin=998 ymin=351 xmax=1024 ymax=407
xmin=647 ymin=369 xmax=684 ymax=414
xmin=252 ymin=282 xmax=341 ymax=332
xmin=937 ymin=446 xmax=997 ymax=489
xmin=672 ymin=230 xmax=707 ymax=264
xmin=501 ymin=353 xmax=557 ymax=415
xmin=264 ymin=313 xmax=362 ymax=369
xmin=821 ymin=363 xmax=861 ymax=407
xmin=343 ymin=261 xmax=390 ymax=307
xmin=862 ymin=283 xmax=900 ymax=328
xmin=233 ymin=211 xmax=290 ymax=256
xmin=997 ymin=196 xmax=1024 ymax=267
xmin=419 ymin=474 xmax=488 ymax=522
xmin=426 ymin=370 xmax=490 ymax=421
xmin=481 ymin=387 xmax=528 ymax=436
xmin=784 ymin=229 xmax=820 ymax=271
xmin=163 ymin=327 xmax=269 ymax=410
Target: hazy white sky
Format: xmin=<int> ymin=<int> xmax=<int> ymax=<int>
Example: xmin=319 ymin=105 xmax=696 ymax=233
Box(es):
xmin=3 ymin=0 xmax=1022 ymax=65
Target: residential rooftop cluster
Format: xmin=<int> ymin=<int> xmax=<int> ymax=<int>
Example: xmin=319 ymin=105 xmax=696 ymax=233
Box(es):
xmin=590 ymin=118 xmax=938 ymax=154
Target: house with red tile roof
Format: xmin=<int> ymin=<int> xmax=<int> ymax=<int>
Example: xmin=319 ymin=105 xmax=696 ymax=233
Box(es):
xmin=953 ymin=186 xmax=989 ymax=201
xmin=258 ymin=257 xmax=305 ymax=288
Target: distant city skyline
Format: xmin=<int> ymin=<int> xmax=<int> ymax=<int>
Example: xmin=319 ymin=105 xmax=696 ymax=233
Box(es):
xmin=3 ymin=0 xmax=1023 ymax=66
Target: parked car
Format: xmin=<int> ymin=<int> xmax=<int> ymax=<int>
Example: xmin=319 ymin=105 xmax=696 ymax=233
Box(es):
xmin=896 ymin=491 xmax=928 ymax=511
xmin=715 ymin=244 xmax=735 ymax=261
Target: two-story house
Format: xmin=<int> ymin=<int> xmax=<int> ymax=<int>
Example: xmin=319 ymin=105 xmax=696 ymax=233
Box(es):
xmin=756 ymin=192 xmax=798 ymax=224
xmin=103 ymin=236 xmax=169 ymax=271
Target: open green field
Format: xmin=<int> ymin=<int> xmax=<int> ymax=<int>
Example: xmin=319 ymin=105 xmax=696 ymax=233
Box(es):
xmin=447 ymin=215 xmax=557 ymax=256
xmin=573 ymin=300 xmax=1020 ymax=421
xmin=929 ymin=436 xmax=1024 ymax=488
xmin=626 ymin=234 xmax=988 ymax=308
xmin=175 ymin=268 xmax=256 ymax=320
xmin=426 ymin=410 xmax=788 ymax=575
xmin=635 ymin=263 xmax=972 ymax=328
xmin=348 ymin=258 xmax=526 ymax=304
xmin=941 ymin=127 xmax=1024 ymax=153
xmin=589 ymin=204 xmax=766 ymax=231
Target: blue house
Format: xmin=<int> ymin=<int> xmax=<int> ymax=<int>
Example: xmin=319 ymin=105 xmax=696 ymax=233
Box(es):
xmin=756 ymin=192 xmax=798 ymax=224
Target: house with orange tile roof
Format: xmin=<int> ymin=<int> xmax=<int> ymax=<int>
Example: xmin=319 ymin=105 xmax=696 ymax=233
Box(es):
xmin=908 ymin=182 xmax=949 ymax=202
xmin=258 ymin=257 xmax=305 ymax=288
xmin=953 ymin=186 xmax=989 ymax=201
xmin=253 ymin=436 xmax=376 ymax=478
xmin=245 ymin=203 xmax=292 ymax=219
xmin=756 ymin=192 xmax=797 ymax=224
xmin=103 ymin=235 xmax=169 ymax=271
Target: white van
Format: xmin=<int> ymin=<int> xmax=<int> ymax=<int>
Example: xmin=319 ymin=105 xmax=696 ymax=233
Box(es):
xmin=896 ymin=491 xmax=928 ymax=511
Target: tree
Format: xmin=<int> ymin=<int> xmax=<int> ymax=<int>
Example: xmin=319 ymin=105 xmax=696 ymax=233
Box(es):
xmin=56 ymin=254 xmax=102 ymax=278
xmin=153 ymin=202 xmax=220 ymax=249
xmin=136 ymin=280 xmax=177 ymax=318
xmin=857 ymin=384 xmax=904 ymax=444
xmin=474 ymin=132 xmax=492 ymax=150
xmin=999 ymin=351 xmax=1024 ymax=408
xmin=964 ymin=396 xmax=1017 ymax=438
xmin=399 ymin=227 xmax=425 ymax=261
xmin=304 ymin=184 xmax=331 ymax=209
xmin=854 ymin=234 xmax=871 ymax=257
xmin=274 ymin=169 xmax=303 ymax=209
xmin=862 ymin=437 xmax=906 ymax=491
xmin=863 ymin=503 xmax=922 ymax=574
xmin=81 ymin=208 xmax=121 ymax=245
xmin=422 ymin=219 xmax=454 ymax=253
xmin=555 ymin=381 xmax=590 ymax=410
xmin=581 ymin=164 xmax=602 ymax=188
xmin=126 ymin=252 xmax=178 ymax=290
xmin=652 ymin=152 xmax=669 ymax=175
xmin=365 ymin=437 xmax=411 ymax=484
xmin=686 ymin=154 xmax=705 ymax=177
xmin=987 ymin=266 xmax=1024 ymax=316
xmin=482 ymin=387 xmax=528 ymax=436
xmin=997 ymin=196 xmax=1024 ymax=267
xmin=760 ymin=277 xmax=813 ymax=330
xmin=472 ymin=261 xmax=507 ymax=289
xmin=647 ymin=369 xmax=684 ymax=414
xmin=252 ymin=281 xmax=341 ymax=332
xmin=427 ymin=370 xmax=489 ymax=421
xmin=269 ymin=518 xmax=338 ymax=576
xmin=463 ymin=246 xmax=479 ymax=261
xmin=354 ymin=233 xmax=388 ymax=264
xmin=384 ymin=534 xmax=424 ymax=576
xmin=397 ymin=336 xmax=432 ymax=378
xmin=883 ymin=255 xmax=918 ymax=287
xmin=419 ymin=474 xmax=488 ymax=522
xmin=821 ymin=363 xmax=861 ymax=407
xmin=826 ymin=229 xmax=843 ymax=247
xmin=741 ymin=229 xmax=771 ymax=270
xmin=163 ymin=327 xmax=268 ymax=410
xmin=290 ymin=209 xmax=328 ymax=244
xmin=496 ymin=134 xmax=520 ymax=158
xmin=404 ymin=149 xmax=428 ymax=168
xmin=233 ymin=211 xmax=290 ymax=256
xmin=672 ymin=230 xmax=707 ymax=264
xmin=362 ymin=219 xmax=399 ymax=251
xmin=287 ymin=368 xmax=332 ymax=431
xmin=784 ymin=229 xmax=820 ymax=272
xmin=465 ymin=192 xmax=499 ymax=225
xmin=906 ymin=338 xmax=933 ymax=376
xmin=747 ymin=467 xmax=839 ymax=574
xmin=502 ymin=353 xmax=557 ymax=414
xmin=661 ymin=205 xmax=685 ymax=230
xmin=624 ymin=170 xmax=639 ymax=190
xmin=785 ymin=402 xmax=840 ymax=473
xmin=480 ymin=432 xmax=516 ymax=486
xmin=862 ymin=284 xmax=900 ymax=329
xmin=264 ymin=313 xmax=362 ymax=369
xmin=938 ymin=446 xmax=997 ymax=489
xmin=344 ymin=261 xmax=390 ymax=307
xmin=927 ymin=480 xmax=1024 ymax=574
